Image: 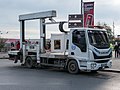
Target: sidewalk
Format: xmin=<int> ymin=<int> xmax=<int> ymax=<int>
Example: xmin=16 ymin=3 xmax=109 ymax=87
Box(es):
xmin=0 ymin=51 xmax=120 ymax=72
xmin=104 ymin=52 xmax=120 ymax=73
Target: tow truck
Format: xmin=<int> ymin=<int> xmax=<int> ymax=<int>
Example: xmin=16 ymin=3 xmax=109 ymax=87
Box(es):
xmin=8 ymin=10 xmax=112 ymax=74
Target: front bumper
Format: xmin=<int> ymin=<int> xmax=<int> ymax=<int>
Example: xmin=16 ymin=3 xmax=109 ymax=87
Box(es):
xmin=79 ymin=60 xmax=112 ymax=71
xmin=87 ymin=60 xmax=112 ymax=70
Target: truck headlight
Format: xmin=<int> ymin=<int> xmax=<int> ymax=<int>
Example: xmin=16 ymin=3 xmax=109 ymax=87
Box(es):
xmin=91 ymin=63 xmax=97 ymax=69
xmin=109 ymin=61 xmax=112 ymax=67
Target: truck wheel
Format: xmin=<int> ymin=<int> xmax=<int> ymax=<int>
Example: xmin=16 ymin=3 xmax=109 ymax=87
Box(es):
xmin=67 ymin=60 xmax=79 ymax=74
xmin=25 ymin=57 xmax=35 ymax=69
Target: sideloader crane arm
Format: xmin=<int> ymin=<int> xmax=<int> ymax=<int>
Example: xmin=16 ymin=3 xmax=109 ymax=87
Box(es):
xmin=19 ymin=10 xmax=56 ymax=53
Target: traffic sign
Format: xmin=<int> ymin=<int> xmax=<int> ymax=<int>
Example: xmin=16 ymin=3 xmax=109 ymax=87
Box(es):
xmin=68 ymin=22 xmax=83 ymax=28
xmin=68 ymin=14 xmax=83 ymax=20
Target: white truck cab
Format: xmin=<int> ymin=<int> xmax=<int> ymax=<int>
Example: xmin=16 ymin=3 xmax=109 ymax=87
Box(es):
xmin=69 ymin=28 xmax=112 ymax=72
xmin=49 ymin=28 xmax=112 ymax=73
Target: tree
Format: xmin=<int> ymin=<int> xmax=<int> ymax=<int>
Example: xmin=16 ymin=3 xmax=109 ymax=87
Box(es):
xmin=96 ymin=22 xmax=114 ymax=43
xmin=0 ymin=38 xmax=6 ymax=52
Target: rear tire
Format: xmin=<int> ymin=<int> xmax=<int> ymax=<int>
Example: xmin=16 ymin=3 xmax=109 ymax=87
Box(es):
xmin=25 ymin=57 xmax=36 ymax=69
xmin=67 ymin=60 xmax=79 ymax=74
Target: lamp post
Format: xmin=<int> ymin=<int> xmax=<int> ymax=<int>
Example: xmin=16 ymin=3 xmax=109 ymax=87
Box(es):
xmin=113 ymin=21 xmax=115 ymax=37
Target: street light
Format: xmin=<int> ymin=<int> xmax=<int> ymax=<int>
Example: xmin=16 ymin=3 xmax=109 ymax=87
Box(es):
xmin=0 ymin=31 xmax=8 ymax=38
xmin=0 ymin=31 xmax=2 ymax=38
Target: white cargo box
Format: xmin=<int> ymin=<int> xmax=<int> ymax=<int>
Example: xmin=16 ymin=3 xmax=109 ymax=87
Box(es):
xmin=50 ymin=34 xmax=67 ymax=53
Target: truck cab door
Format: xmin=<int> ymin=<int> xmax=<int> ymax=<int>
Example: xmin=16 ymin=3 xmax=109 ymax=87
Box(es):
xmin=69 ymin=29 xmax=88 ymax=61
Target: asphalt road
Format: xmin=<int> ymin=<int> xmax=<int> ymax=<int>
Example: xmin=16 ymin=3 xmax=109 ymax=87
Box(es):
xmin=0 ymin=59 xmax=120 ymax=90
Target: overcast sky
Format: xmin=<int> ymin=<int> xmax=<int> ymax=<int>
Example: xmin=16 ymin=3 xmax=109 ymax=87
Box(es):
xmin=0 ymin=0 xmax=120 ymax=39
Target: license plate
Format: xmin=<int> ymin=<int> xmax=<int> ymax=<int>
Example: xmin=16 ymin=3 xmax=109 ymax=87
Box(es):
xmin=101 ymin=63 xmax=107 ymax=67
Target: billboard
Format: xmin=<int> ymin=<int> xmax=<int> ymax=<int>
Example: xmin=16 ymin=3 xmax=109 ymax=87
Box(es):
xmin=83 ymin=2 xmax=94 ymax=27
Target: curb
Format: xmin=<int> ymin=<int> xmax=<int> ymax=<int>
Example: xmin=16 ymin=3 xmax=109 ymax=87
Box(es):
xmin=0 ymin=57 xmax=9 ymax=59
xmin=0 ymin=58 xmax=9 ymax=59
xmin=101 ymin=69 xmax=120 ymax=73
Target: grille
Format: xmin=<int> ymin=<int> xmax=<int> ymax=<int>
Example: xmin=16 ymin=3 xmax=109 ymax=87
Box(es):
xmin=94 ymin=60 xmax=109 ymax=63
xmin=93 ymin=52 xmax=112 ymax=59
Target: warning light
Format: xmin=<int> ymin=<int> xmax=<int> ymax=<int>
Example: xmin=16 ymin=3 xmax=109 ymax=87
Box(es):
xmin=88 ymin=16 xmax=91 ymax=19
xmin=86 ymin=14 xmax=93 ymax=27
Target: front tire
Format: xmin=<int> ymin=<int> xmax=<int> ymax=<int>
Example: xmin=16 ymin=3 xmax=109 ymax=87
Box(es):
xmin=67 ymin=60 xmax=79 ymax=74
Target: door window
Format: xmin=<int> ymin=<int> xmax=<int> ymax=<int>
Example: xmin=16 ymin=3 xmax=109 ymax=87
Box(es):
xmin=72 ymin=30 xmax=87 ymax=52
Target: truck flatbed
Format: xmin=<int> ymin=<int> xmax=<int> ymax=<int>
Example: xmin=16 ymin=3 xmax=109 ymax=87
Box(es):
xmin=40 ymin=52 xmax=68 ymax=59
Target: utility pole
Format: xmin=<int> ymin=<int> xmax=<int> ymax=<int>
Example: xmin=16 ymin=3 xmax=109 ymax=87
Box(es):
xmin=81 ymin=0 xmax=83 ymax=27
xmin=113 ymin=21 xmax=115 ymax=37
xmin=81 ymin=0 xmax=83 ymax=14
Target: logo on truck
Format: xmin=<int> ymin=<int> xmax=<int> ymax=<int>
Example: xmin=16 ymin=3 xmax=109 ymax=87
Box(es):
xmin=71 ymin=45 xmax=76 ymax=50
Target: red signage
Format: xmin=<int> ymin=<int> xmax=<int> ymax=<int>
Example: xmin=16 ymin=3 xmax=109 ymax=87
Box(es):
xmin=83 ymin=2 xmax=94 ymax=27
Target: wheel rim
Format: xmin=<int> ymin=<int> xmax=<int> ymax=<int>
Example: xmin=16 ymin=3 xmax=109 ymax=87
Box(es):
xmin=68 ymin=60 xmax=79 ymax=74
xmin=70 ymin=63 xmax=76 ymax=71
xmin=27 ymin=59 xmax=31 ymax=66
xmin=26 ymin=58 xmax=32 ymax=68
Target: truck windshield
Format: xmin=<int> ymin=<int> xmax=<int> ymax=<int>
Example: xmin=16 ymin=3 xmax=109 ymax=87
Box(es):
xmin=88 ymin=30 xmax=110 ymax=49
